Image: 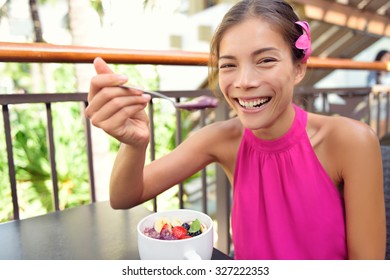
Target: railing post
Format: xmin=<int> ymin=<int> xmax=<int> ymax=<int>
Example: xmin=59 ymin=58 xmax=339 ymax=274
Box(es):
xmin=148 ymin=99 xmax=158 ymax=212
xmin=84 ymin=101 xmax=96 ymax=203
xmin=175 ymin=97 xmax=184 ymax=209
xmin=200 ymin=109 xmax=208 ymax=214
xmin=377 ymin=92 xmax=381 ymax=136
xmin=45 ymin=103 xmax=60 ymax=211
xmin=2 ymin=105 xmax=19 ymax=220
xmin=214 ymin=101 xmax=231 ymax=255
xmin=368 ymin=91 xmax=372 ymax=126
xmin=386 ymin=92 xmax=390 ymax=135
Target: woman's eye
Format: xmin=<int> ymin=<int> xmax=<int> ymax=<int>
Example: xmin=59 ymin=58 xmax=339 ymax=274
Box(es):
xmin=219 ymin=63 xmax=235 ymax=69
xmin=258 ymin=57 xmax=277 ymax=64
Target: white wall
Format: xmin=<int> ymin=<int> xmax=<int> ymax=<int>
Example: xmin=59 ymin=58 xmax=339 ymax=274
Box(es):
xmin=316 ymin=37 xmax=390 ymax=88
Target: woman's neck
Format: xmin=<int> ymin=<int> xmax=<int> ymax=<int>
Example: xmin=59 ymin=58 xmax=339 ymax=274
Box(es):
xmin=251 ymin=103 xmax=296 ymax=140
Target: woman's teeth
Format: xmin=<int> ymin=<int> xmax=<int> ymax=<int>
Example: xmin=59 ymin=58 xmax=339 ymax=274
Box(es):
xmin=238 ymin=97 xmax=271 ymax=109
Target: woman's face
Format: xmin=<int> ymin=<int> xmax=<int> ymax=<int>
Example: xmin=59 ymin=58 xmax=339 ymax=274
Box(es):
xmin=381 ymin=52 xmax=390 ymax=62
xmin=218 ymin=17 xmax=306 ymax=137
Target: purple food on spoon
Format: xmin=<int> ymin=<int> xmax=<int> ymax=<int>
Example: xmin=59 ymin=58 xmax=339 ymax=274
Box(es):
xmin=175 ymin=95 xmax=218 ymax=110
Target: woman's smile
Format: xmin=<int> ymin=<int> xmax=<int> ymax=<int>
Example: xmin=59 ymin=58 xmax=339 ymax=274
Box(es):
xmin=236 ymin=96 xmax=272 ymax=110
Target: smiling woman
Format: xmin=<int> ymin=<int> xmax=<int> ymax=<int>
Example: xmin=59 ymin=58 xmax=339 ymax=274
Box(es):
xmin=85 ymin=0 xmax=386 ymax=260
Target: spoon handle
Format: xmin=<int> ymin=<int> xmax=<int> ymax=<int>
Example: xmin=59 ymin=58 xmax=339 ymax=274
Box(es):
xmin=119 ymin=85 xmax=175 ymax=105
xmin=119 ymin=85 xmax=218 ymax=111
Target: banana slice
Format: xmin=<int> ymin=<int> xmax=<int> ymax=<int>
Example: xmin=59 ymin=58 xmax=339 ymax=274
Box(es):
xmin=200 ymin=223 xmax=207 ymax=233
xmin=154 ymin=217 xmax=171 ymax=233
xmin=170 ymin=217 xmax=183 ymax=227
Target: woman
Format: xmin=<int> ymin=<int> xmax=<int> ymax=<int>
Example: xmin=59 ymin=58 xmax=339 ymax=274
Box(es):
xmin=367 ymin=50 xmax=390 ymax=86
xmin=86 ymin=0 xmax=385 ymax=259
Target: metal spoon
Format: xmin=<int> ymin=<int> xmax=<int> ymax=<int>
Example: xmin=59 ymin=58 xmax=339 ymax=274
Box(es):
xmin=120 ymin=85 xmax=218 ymax=111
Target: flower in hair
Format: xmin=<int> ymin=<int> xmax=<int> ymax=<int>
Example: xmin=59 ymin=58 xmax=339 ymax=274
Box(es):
xmin=295 ymin=21 xmax=311 ymax=63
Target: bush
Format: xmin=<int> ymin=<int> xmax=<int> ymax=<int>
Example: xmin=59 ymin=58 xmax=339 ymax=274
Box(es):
xmin=0 ymin=102 xmax=91 ymax=221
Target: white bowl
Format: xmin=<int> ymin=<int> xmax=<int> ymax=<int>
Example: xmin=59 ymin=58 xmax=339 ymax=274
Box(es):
xmin=137 ymin=209 xmax=214 ymax=260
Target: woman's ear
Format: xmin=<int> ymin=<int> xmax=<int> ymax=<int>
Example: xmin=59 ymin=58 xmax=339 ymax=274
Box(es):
xmin=294 ymin=62 xmax=307 ymax=85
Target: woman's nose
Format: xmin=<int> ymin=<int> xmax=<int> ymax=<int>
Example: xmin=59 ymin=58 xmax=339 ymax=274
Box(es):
xmin=234 ymin=65 xmax=261 ymax=90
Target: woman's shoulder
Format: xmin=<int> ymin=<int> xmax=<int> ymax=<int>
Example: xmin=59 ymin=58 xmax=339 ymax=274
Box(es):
xmin=308 ymin=112 xmax=379 ymax=150
xmin=184 ymin=117 xmax=243 ymax=152
xmin=187 ymin=117 xmax=243 ymax=175
xmin=307 ymin=112 xmax=381 ymax=186
xmin=201 ymin=117 xmax=243 ymax=138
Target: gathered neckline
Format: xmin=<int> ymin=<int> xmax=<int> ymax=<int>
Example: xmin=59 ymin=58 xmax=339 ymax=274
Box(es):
xmin=244 ymin=104 xmax=307 ymax=153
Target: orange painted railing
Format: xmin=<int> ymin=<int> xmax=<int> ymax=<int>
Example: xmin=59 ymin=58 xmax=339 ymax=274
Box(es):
xmin=0 ymin=41 xmax=389 ymax=71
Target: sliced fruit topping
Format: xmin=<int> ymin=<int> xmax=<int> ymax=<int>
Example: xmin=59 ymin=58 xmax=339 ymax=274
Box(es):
xmin=160 ymin=223 xmax=171 ymax=234
xmin=170 ymin=217 xmax=183 ymax=227
xmin=172 ymin=226 xmax=188 ymax=239
xmin=188 ymin=219 xmax=202 ymax=237
xmin=154 ymin=217 xmax=171 ymax=233
xmin=145 ymin=217 xmax=207 ymax=240
xmin=180 ymin=235 xmax=192 ymax=239
xmin=200 ymin=223 xmax=207 ymax=233
xmin=182 ymin=222 xmax=190 ymax=231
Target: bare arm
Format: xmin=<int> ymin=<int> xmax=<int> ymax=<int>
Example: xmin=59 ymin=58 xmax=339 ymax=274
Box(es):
xmin=109 ymin=143 xmax=149 ymax=208
xmin=334 ymin=120 xmax=386 ymax=259
xmin=110 ymin=120 xmax=236 ymax=209
xmin=86 ymin=58 xmax=240 ymax=211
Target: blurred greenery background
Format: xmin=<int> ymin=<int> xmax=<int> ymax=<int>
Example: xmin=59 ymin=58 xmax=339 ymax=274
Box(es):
xmin=0 ymin=60 xmax=192 ymax=222
xmin=0 ymin=0 xmax=219 ymax=223
xmin=0 ymin=60 xmax=215 ymax=223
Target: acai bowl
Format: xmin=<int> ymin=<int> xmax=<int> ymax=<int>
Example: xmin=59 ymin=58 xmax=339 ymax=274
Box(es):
xmin=137 ymin=209 xmax=214 ymax=260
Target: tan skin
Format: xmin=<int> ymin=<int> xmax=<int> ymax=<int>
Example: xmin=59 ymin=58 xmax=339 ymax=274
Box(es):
xmin=86 ymin=17 xmax=386 ymax=259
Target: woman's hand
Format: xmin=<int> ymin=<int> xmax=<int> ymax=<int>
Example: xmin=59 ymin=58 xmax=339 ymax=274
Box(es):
xmin=85 ymin=57 xmax=151 ymax=147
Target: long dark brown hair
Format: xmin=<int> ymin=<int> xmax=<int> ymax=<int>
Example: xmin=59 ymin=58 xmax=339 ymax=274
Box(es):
xmin=373 ymin=50 xmax=390 ymax=84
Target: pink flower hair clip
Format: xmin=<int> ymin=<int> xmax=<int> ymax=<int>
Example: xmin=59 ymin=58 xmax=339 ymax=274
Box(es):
xmin=295 ymin=21 xmax=311 ymax=63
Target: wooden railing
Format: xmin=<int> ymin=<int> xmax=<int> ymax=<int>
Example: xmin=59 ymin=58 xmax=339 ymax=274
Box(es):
xmin=1 ymin=42 xmax=389 ymax=256
xmin=0 ymin=41 xmax=389 ymax=70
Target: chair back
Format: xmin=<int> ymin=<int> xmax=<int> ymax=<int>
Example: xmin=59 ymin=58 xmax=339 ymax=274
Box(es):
xmin=380 ymin=145 xmax=390 ymax=259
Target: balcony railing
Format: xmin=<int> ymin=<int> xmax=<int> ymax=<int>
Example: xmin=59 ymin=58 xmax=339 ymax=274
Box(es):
xmin=0 ymin=42 xmax=389 ymax=255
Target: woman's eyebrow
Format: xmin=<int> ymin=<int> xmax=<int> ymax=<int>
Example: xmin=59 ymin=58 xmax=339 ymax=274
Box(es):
xmin=219 ymin=47 xmax=279 ymax=60
xmin=252 ymin=47 xmax=278 ymax=56
xmin=218 ymin=55 xmax=235 ymax=61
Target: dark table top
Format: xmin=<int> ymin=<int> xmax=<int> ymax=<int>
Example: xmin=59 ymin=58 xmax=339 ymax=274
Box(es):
xmin=0 ymin=201 xmax=231 ymax=260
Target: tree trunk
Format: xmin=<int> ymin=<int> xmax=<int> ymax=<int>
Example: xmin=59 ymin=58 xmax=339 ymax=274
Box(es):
xmin=29 ymin=0 xmax=44 ymax=43
xmin=28 ymin=0 xmax=53 ymax=94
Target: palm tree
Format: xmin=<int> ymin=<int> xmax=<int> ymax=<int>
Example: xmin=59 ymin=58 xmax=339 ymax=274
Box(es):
xmin=68 ymin=0 xmax=111 ymax=201
xmin=29 ymin=0 xmax=44 ymax=42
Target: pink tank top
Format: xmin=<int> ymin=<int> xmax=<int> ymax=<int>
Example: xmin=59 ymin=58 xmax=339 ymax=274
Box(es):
xmin=232 ymin=105 xmax=347 ymax=259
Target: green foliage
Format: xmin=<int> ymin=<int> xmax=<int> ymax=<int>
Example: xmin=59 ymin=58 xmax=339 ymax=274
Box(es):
xmin=0 ymin=116 xmax=13 ymax=222
xmin=12 ymin=104 xmax=52 ymax=212
xmin=0 ymin=62 xmax=86 ymax=222
xmin=0 ymin=60 xmax=214 ymax=222
xmin=1 ymin=63 xmax=32 ymax=92
xmin=0 ymin=102 xmax=91 ymax=221
xmin=52 ymin=63 xmax=77 ymax=92
xmin=90 ymin=0 xmax=104 ymax=19
xmin=51 ymin=102 xmax=91 ymax=208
